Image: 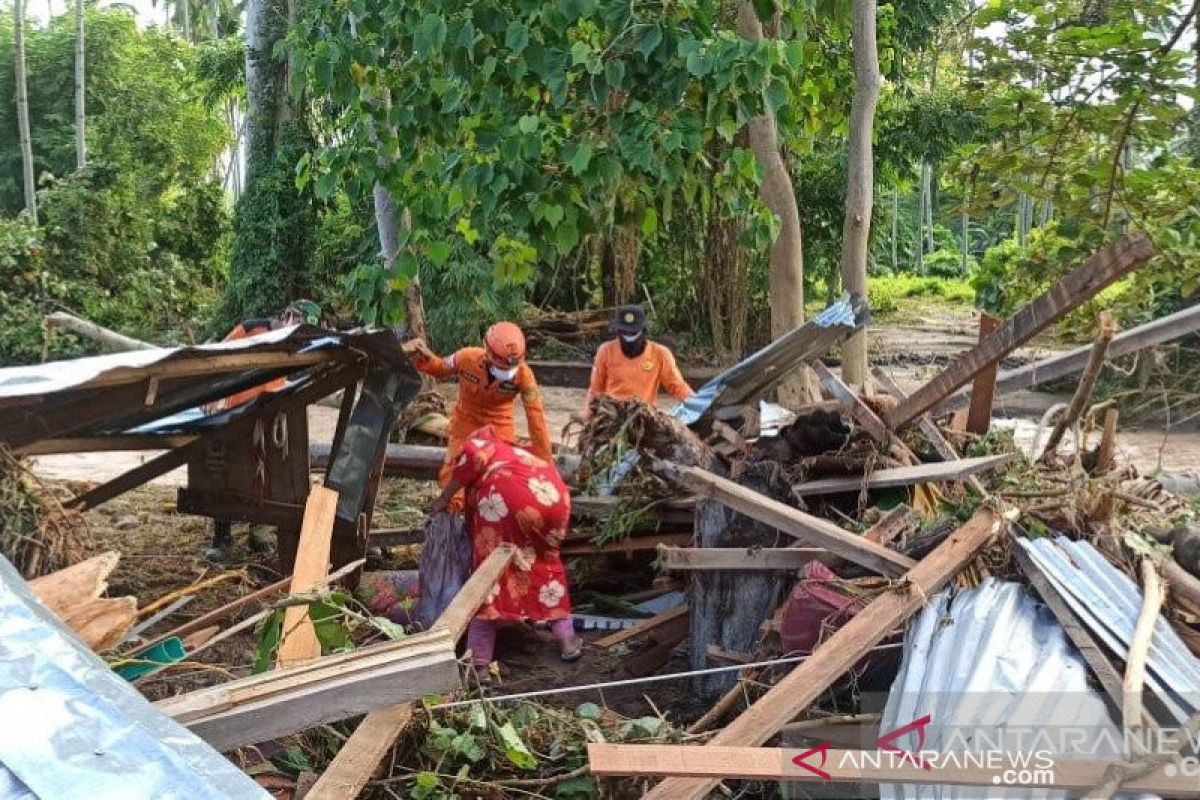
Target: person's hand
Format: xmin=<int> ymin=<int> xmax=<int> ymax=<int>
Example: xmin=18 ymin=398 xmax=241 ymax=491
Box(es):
xmin=430 ymin=492 xmax=450 ymax=514
xmin=402 ymin=338 xmax=434 ymax=360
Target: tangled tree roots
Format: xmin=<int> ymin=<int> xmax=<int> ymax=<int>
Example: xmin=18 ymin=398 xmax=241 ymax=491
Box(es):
xmin=0 ymin=446 xmax=91 ymax=578
xmin=577 ymin=397 xmax=713 ymax=491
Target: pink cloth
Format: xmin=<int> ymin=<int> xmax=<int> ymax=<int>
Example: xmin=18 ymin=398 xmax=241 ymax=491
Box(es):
xmin=467 ymin=617 xmax=576 ymax=666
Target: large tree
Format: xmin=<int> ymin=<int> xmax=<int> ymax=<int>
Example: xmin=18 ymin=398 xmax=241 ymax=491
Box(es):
xmin=13 ymin=0 xmax=36 ymax=222
xmin=224 ymin=0 xmax=314 ymax=321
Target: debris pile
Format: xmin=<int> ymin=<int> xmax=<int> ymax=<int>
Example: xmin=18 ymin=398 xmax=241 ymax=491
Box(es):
xmin=0 ymin=445 xmax=90 ymax=577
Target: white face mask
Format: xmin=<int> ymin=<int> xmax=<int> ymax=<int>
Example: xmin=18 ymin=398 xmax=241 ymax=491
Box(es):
xmin=621 ymin=332 xmax=643 ymax=342
xmin=490 ymin=365 xmax=519 ymax=382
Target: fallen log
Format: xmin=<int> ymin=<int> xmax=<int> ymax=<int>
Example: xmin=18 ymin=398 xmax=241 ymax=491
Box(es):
xmin=44 ymin=311 xmax=156 ymax=352
xmin=587 ymin=743 xmax=1200 ymax=795
xmin=309 ymin=442 xmax=581 ymax=481
xmin=887 ymin=233 xmax=1155 ymax=429
xmin=640 ymin=506 xmax=1007 ymax=800
xmin=937 ymin=301 xmax=1200 ymax=415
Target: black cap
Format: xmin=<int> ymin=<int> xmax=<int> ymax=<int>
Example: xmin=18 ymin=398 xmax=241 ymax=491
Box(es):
xmin=611 ymin=305 xmax=647 ymax=335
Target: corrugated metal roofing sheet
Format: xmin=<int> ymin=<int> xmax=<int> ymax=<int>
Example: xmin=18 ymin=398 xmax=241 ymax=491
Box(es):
xmin=1018 ymin=536 xmax=1200 ymax=725
xmin=881 ymin=579 xmax=1134 ymax=800
xmin=0 ymin=557 xmax=267 ymax=799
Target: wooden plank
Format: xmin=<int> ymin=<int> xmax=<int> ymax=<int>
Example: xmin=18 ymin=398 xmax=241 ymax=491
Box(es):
xmin=813 ymin=361 xmax=891 ymax=444
xmin=871 ymin=368 xmax=962 ymax=462
xmin=18 ymin=434 xmax=197 ymax=455
xmin=587 ymin=743 xmax=1200 ymax=795
xmin=662 ymin=462 xmax=915 ymax=578
xmin=157 ymin=629 xmax=457 ymax=751
xmin=305 ymin=704 xmax=413 ymax=799
xmin=661 ymin=548 xmax=824 ymax=571
xmin=595 ymin=605 xmax=688 ymax=649
xmin=937 ymin=302 xmax=1200 ymax=415
xmin=560 ymin=532 xmax=693 ymax=556
xmin=1014 ymin=544 xmax=1125 ymax=717
xmin=432 ymin=544 xmax=516 ymax=639
xmin=641 ymin=507 xmax=1006 ymax=800
xmin=791 ymin=454 xmax=1017 ymax=497
xmin=965 ymin=312 xmax=1002 ymax=435
xmin=887 ymin=233 xmax=1155 ymax=428
xmin=305 ymin=545 xmax=516 ymax=799
xmin=862 ymin=505 xmax=919 ymax=546
xmin=277 ymin=487 xmax=339 ymax=668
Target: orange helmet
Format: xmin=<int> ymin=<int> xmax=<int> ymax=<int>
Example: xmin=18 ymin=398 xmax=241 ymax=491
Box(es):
xmin=484 ymin=321 xmax=526 ymax=367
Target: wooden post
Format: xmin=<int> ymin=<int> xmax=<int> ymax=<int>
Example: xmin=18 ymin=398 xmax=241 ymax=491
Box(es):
xmin=1040 ymin=313 xmax=1117 ymax=460
xmin=641 ymin=507 xmax=1006 ymax=800
xmin=965 ymin=312 xmax=1001 ymax=435
xmin=1096 ymin=408 xmax=1120 ymax=474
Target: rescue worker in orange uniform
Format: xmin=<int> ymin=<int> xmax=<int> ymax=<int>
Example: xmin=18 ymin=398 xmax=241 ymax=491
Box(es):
xmin=205 ymin=299 xmax=322 ymax=558
xmin=583 ymin=305 xmax=693 ymax=420
xmin=402 ymin=321 xmax=552 ymax=510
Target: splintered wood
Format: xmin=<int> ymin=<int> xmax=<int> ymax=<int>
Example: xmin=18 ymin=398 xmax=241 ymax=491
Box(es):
xmin=29 ymin=551 xmax=137 ymax=652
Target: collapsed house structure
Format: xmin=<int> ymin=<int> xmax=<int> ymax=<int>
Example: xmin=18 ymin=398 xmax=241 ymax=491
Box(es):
xmin=3 ymin=230 xmax=1200 ymax=796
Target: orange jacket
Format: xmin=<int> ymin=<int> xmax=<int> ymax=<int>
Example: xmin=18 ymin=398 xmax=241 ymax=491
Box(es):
xmin=584 ymin=340 xmax=693 ymax=413
xmin=220 ymin=322 xmax=285 ymax=409
xmin=411 ymin=346 xmax=552 ymax=463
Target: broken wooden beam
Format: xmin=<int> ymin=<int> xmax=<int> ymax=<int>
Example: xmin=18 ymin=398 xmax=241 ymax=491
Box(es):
xmin=587 ymin=743 xmax=1200 ymax=795
xmin=938 ymin=301 xmax=1200 ymax=415
xmin=887 ymin=233 xmax=1155 ymax=428
xmin=560 ymin=532 xmax=693 ymax=556
xmin=965 ymin=311 xmax=1002 ymax=435
xmin=595 ymin=605 xmax=688 ymax=649
xmin=157 ymin=628 xmax=457 ymax=751
xmin=660 ymin=462 xmax=916 ymax=577
xmin=640 ymin=506 xmax=1007 ymax=800
xmin=862 ymin=505 xmax=919 ymax=546
xmin=792 ymin=453 xmax=1016 ymax=497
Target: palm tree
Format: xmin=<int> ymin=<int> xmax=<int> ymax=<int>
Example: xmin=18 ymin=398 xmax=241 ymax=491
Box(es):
xmin=14 ymin=0 xmax=38 ymax=222
xmin=75 ymin=0 xmax=86 ymax=169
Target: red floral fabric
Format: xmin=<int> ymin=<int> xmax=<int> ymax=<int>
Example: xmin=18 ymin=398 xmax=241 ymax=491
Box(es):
xmin=453 ymin=426 xmax=572 ymax=622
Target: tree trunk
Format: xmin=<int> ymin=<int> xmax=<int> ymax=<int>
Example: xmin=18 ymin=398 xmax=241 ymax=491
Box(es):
xmin=372 ymin=183 xmax=430 ymax=343
xmin=74 ymin=0 xmax=85 ymax=170
xmin=14 ymin=0 xmax=37 ymax=223
xmin=891 ymin=186 xmax=899 ymax=271
xmin=915 ymin=168 xmax=927 ymax=273
xmin=736 ymin=1 xmax=815 ymax=406
xmin=837 ymin=0 xmax=882 ymax=386
xmin=181 ymin=0 xmax=192 ymax=42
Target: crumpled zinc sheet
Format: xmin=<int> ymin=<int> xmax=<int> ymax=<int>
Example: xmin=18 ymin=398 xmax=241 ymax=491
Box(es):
xmin=0 ymin=556 xmax=267 ymax=800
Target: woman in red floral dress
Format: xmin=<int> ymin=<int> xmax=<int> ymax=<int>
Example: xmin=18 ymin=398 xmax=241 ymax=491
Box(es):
xmin=430 ymin=425 xmax=582 ymax=670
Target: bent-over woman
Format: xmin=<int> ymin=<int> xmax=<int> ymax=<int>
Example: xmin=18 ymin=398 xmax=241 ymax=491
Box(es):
xmin=431 ymin=425 xmax=582 ymax=673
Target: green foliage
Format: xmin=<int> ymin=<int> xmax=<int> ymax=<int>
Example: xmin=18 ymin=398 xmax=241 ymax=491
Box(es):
xmin=0 ymin=10 xmax=230 ymax=364
xmin=869 ymin=272 xmax=974 ymax=315
xmin=960 ymin=0 xmax=1200 ymax=317
xmin=224 ymin=120 xmax=317 ymax=325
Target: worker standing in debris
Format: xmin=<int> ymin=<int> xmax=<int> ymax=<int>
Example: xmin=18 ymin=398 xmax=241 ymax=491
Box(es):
xmin=204 ymin=299 xmax=321 ymax=559
xmin=430 ymin=425 xmax=581 ymax=676
xmin=402 ymin=321 xmax=552 ymax=511
xmin=582 ymin=304 xmax=693 ymax=420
